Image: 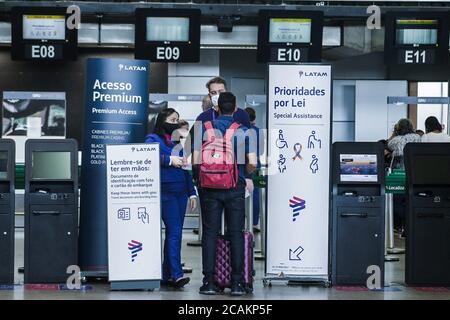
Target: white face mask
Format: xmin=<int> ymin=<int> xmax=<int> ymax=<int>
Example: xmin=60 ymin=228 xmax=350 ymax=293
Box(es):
xmin=211 ymin=94 xmax=220 ymax=108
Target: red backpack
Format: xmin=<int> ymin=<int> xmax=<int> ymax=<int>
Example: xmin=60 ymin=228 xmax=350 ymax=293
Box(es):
xmin=199 ymin=121 xmax=241 ymax=189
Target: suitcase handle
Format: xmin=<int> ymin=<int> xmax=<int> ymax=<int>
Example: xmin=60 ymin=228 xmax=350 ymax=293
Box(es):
xmin=340 ymin=213 xmax=368 ymax=218
xmin=32 ymin=210 xmax=61 ymax=216
xmin=418 ymin=213 xmax=444 ymax=218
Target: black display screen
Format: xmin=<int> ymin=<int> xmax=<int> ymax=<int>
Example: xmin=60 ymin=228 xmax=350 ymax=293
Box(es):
xmin=384 ymin=11 xmax=449 ymax=66
xmin=32 ymin=151 xmax=71 ymax=180
xmin=135 ymin=8 xmax=201 ymax=62
xmin=395 ymin=19 xmax=438 ymax=45
xmin=413 ymin=155 xmax=450 ymax=184
xmin=257 ymin=10 xmax=323 ymax=63
xmin=11 ymin=6 xmax=78 ymax=61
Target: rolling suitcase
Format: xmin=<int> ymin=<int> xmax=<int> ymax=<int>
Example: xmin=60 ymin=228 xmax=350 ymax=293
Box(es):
xmin=214 ymin=193 xmax=255 ymax=293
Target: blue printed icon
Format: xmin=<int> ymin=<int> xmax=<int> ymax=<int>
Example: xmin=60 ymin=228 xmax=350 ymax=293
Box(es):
xmin=310 ymin=155 xmax=319 ymax=174
xmin=289 ymin=196 xmax=306 ymax=221
xmin=118 ymin=208 xmax=131 ymax=220
xmin=138 ymin=207 xmax=149 ymax=224
xmin=289 ymin=246 xmax=304 ymax=261
xmin=128 ymin=240 xmax=143 ymax=262
xmin=276 ymin=129 xmax=289 ymax=149
xmin=278 ymin=154 xmax=287 ymax=173
xmin=307 ymin=131 xmax=322 ymax=149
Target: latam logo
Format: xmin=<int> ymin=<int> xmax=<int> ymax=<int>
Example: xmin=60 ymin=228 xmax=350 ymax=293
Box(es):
xmin=289 ymin=196 xmax=306 ymax=221
xmin=118 ymin=64 xmax=147 ymax=72
xmin=299 ymin=71 xmax=328 ymax=78
xmin=128 ymin=240 xmax=143 ymax=262
xmin=131 ymin=146 xmax=157 ymax=152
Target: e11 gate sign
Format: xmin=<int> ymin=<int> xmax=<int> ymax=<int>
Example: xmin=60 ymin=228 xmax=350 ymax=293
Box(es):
xmin=79 ymin=58 xmax=149 ymax=275
xmin=266 ymin=64 xmax=331 ymax=282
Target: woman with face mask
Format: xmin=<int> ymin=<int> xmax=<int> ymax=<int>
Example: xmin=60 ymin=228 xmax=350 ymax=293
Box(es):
xmin=145 ymin=108 xmax=197 ymax=289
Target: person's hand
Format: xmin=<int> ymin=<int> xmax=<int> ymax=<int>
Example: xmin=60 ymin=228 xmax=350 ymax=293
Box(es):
xmin=170 ymin=156 xmax=184 ymax=168
xmin=246 ymin=178 xmax=254 ymax=194
xmin=189 ymin=197 xmax=197 ymax=211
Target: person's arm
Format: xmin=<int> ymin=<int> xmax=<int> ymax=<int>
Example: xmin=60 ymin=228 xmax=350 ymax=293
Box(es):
xmin=184 ymin=170 xmax=197 ymax=197
xmin=245 ymin=152 xmax=257 ymax=176
xmin=191 ymin=123 xmax=205 ymax=181
xmin=145 ymin=134 xmax=181 ymax=168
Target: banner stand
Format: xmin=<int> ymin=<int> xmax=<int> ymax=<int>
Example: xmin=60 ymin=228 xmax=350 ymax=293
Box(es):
xmin=263 ymin=63 xmax=332 ymax=288
xmin=106 ymin=143 xmax=162 ymax=291
xmin=79 ymin=58 xmax=150 ymax=278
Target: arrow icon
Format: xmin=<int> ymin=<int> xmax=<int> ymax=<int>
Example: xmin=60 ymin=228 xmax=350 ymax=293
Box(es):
xmin=289 ymin=246 xmax=304 ymax=261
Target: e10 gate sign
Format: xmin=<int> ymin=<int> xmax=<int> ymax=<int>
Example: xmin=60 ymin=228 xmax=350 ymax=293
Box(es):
xmin=79 ymin=58 xmax=149 ymax=275
xmin=266 ymin=64 xmax=331 ymax=281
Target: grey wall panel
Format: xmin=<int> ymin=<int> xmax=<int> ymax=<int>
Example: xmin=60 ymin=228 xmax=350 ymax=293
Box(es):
xmin=355 ymin=80 xmax=407 ymax=142
xmin=333 ymin=80 xmax=356 ymax=121
xmin=332 ymin=122 xmax=355 ymax=142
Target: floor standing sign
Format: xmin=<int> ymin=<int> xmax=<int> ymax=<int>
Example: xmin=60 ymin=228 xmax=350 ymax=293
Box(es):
xmin=106 ymin=143 xmax=161 ymax=290
xmin=265 ymin=64 xmax=332 ymax=284
xmin=79 ymin=58 xmax=150 ymax=276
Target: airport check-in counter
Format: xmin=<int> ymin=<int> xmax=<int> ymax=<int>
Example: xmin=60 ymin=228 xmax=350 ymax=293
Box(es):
xmin=24 ymin=139 xmax=78 ymax=284
xmin=404 ymin=143 xmax=450 ymax=286
xmin=331 ymin=142 xmax=385 ymax=286
xmin=0 ymin=140 xmax=15 ymax=285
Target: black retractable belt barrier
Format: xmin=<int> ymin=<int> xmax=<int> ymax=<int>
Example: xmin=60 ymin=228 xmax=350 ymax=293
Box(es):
xmin=331 ymin=142 xmax=385 ymax=286
xmin=404 ymin=143 xmax=450 ymax=286
xmin=0 ymin=139 xmax=15 ymax=285
xmin=24 ymin=139 xmax=78 ymax=284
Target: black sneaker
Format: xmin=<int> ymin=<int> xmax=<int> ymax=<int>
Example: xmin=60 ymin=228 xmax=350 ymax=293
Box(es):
xmin=230 ymin=282 xmax=246 ymax=296
xmin=199 ymin=282 xmax=218 ymax=295
xmin=173 ymin=277 xmax=190 ymax=289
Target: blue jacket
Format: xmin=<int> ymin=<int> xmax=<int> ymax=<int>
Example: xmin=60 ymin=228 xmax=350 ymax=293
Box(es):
xmin=196 ymin=107 xmax=251 ymax=129
xmin=145 ymin=133 xmax=196 ymax=197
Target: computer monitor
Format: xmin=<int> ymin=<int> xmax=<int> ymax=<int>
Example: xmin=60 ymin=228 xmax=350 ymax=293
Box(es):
xmin=413 ymin=154 xmax=450 ymax=185
xmin=395 ymin=19 xmax=438 ymax=45
xmin=0 ymin=151 xmax=8 ymax=180
xmin=22 ymin=14 xmax=66 ymax=41
xmin=31 ymin=151 xmax=71 ymax=180
xmin=146 ymin=17 xmax=190 ymax=42
xmin=269 ymin=18 xmax=312 ymax=44
xmin=339 ymin=154 xmax=378 ymax=183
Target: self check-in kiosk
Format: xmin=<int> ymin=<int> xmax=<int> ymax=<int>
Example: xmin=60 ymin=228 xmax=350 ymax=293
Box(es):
xmin=0 ymin=140 xmax=15 ymax=284
xmin=404 ymin=143 xmax=450 ymax=286
xmin=331 ymin=142 xmax=385 ymax=286
xmin=24 ymin=139 xmax=78 ymax=283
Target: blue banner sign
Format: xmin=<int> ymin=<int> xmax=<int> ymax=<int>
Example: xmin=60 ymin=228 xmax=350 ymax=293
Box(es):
xmin=79 ymin=58 xmax=149 ymax=275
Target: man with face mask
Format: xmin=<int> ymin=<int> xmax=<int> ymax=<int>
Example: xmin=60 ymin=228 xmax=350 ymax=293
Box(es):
xmin=195 ymin=77 xmax=251 ymax=129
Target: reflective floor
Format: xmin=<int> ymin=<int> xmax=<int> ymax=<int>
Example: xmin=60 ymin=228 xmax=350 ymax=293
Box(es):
xmin=1 ymin=230 xmax=450 ymax=300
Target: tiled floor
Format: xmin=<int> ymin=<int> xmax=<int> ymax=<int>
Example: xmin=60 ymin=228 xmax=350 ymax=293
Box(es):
xmin=1 ymin=230 xmax=450 ymax=300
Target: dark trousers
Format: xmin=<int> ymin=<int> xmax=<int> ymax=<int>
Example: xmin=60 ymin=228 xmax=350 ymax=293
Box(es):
xmin=253 ymin=187 xmax=260 ymax=226
xmin=161 ymin=182 xmax=188 ymax=281
xmin=200 ymin=182 xmax=246 ymax=284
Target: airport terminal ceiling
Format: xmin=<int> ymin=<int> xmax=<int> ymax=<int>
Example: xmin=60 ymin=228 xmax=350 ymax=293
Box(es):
xmin=0 ymin=1 xmax=449 ymax=143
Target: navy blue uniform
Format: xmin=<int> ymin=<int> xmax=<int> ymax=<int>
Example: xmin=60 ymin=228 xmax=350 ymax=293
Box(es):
xmin=145 ymin=133 xmax=196 ymax=282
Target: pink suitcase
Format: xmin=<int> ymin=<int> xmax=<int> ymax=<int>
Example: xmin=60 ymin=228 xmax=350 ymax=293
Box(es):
xmin=214 ymin=231 xmax=254 ymax=293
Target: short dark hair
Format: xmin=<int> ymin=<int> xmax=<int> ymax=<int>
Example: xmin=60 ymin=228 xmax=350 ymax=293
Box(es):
xmin=205 ymin=77 xmax=227 ymax=91
xmin=245 ymin=107 xmax=256 ymax=122
xmin=179 ymin=119 xmax=189 ymax=128
xmin=218 ymin=92 xmax=236 ymax=115
xmin=153 ymin=108 xmax=179 ymax=137
xmin=425 ymin=116 xmax=442 ymax=133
